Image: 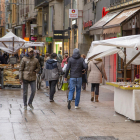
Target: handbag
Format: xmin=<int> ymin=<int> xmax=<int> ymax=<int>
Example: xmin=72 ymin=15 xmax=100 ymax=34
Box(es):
xmin=95 ymin=63 xmax=104 ymax=78
xmin=61 ymin=82 xmax=68 ymax=91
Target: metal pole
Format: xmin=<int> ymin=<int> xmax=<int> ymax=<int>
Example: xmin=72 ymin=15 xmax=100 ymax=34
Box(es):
xmin=124 ymin=48 xmax=126 ymax=81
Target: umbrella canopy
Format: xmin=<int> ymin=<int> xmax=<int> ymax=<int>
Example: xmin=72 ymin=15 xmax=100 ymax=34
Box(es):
xmin=0 ymin=32 xmax=45 ymax=53
xmin=87 ymin=35 xmax=140 ymax=65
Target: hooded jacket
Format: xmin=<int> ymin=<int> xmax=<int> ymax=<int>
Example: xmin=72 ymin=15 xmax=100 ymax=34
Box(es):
xmin=88 ymin=59 xmax=107 ymax=83
xmin=41 ymin=59 xmax=62 ymax=81
xmin=19 ymin=53 xmax=40 ymax=81
xmin=65 ymin=49 xmax=88 ymax=78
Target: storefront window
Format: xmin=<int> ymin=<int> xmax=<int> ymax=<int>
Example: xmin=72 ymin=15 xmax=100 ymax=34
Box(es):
xmin=64 ymin=39 xmax=69 ymax=55
xmin=74 ymin=29 xmax=77 ymax=48
xmin=54 ymin=42 xmax=62 ymax=54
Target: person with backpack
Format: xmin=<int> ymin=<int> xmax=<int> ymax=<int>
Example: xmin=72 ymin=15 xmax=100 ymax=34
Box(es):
xmin=88 ymin=58 xmax=107 ymax=102
xmin=42 ymin=53 xmax=62 ymax=102
xmin=65 ymin=48 xmax=88 ymax=109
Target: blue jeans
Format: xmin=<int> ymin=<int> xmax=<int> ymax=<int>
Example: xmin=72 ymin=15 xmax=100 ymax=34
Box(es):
xmin=68 ymin=78 xmax=82 ymax=106
xmin=46 ymin=81 xmax=49 ymax=87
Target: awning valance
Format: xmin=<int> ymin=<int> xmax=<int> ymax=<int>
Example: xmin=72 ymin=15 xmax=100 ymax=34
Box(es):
xmin=103 ymin=7 xmax=140 ymax=34
xmin=89 ymin=11 xmax=120 ymax=35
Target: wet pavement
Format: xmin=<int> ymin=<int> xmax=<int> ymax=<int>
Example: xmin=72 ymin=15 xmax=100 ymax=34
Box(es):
xmin=0 ymin=84 xmax=140 ymax=140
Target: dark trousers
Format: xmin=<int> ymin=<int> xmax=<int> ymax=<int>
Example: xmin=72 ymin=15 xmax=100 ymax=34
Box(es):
xmin=49 ymin=80 xmax=58 ymax=100
xmin=82 ymin=83 xmax=86 ymax=90
xmin=23 ymin=80 xmax=36 ymax=106
xmin=91 ymin=83 xmax=99 ymax=95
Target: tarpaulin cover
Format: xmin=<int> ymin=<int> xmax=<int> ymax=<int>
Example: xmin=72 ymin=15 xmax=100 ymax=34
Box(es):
xmin=87 ymin=35 xmax=140 ymax=65
xmin=0 ymin=32 xmax=45 ymax=53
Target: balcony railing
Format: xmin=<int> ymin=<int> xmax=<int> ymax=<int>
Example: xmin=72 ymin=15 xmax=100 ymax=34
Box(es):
xmin=110 ymin=0 xmax=132 ymax=7
xmin=35 ymin=0 xmax=49 ymax=8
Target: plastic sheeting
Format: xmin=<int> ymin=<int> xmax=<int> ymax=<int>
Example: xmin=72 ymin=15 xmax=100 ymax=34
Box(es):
xmin=0 ymin=32 xmax=45 ymax=53
xmin=87 ymin=35 xmax=140 ymax=65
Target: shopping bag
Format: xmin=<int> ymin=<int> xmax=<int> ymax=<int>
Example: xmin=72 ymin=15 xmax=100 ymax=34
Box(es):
xmin=61 ymin=82 xmax=68 ymax=91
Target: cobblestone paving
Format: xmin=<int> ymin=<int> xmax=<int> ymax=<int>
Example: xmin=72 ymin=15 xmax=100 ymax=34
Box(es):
xmin=0 ymin=85 xmax=140 ymax=140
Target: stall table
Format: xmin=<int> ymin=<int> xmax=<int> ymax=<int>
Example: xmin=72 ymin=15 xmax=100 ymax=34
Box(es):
xmin=106 ymin=82 xmax=140 ymax=121
xmin=0 ymin=64 xmax=21 ymax=88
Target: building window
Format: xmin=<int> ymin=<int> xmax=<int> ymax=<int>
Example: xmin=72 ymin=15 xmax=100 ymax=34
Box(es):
xmin=72 ymin=0 xmax=77 ymax=9
xmin=84 ymin=0 xmax=87 ymax=5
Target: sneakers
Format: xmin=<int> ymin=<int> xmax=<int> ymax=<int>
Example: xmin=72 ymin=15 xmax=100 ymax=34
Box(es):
xmin=68 ymin=100 xmax=71 ymax=110
xmin=24 ymin=106 xmax=27 ymax=110
xmin=75 ymin=106 xmax=80 ymax=109
xmin=28 ymin=104 xmax=34 ymax=110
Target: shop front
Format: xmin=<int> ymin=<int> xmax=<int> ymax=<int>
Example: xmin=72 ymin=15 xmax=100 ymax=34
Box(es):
xmin=53 ymin=30 xmax=70 ymax=55
xmin=103 ymin=6 xmax=140 ymax=82
xmin=89 ymin=11 xmax=121 ymax=83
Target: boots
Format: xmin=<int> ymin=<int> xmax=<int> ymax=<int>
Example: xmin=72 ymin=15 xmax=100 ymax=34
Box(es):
xmin=95 ymin=95 xmax=99 ymax=102
xmin=91 ymin=92 xmax=95 ymax=101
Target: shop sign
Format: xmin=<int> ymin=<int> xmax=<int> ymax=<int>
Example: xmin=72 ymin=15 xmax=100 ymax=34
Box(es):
xmin=31 ymin=37 xmax=37 ymax=41
xmin=83 ymin=20 xmax=93 ymax=29
xmin=53 ymin=30 xmax=70 ymax=39
xmin=69 ymin=9 xmax=78 ymax=19
xmin=46 ymin=37 xmax=53 ymax=42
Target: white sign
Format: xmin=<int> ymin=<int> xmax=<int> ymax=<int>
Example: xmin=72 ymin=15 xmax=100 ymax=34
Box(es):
xmin=72 ymin=20 xmax=76 ymax=25
xmin=69 ymin=9 xmax=78 ymax=19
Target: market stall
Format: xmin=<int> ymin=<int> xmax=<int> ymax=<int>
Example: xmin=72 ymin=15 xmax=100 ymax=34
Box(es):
xmin=106 ymin=82 xmax=140 ymax=121
xmin=0 ymin=32 xmax=45 ymax=89
xmin=87 ymin=34 xmax=140 ymax=121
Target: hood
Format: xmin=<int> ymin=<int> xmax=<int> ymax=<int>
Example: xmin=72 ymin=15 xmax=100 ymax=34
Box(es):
xmin=72 ymin=48 xmax=80 ymax=59
xmin=47 ymin=59 xmax=58 ymax=64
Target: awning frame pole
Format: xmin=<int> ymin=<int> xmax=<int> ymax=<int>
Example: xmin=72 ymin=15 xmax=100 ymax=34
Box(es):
xmin=124 ymin=52 xmax=140 ymax=68
xmin=124 ymin=48 xmax=127 ymax=82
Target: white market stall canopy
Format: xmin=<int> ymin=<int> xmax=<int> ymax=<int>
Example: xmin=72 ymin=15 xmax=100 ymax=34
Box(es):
xmin=0 ymin=32 xmax=45 ymax=54
xmin=87 ymin=35 xmax=140 ymax=65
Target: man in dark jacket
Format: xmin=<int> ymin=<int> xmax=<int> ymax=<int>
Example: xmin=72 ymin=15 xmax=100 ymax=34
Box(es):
xmin=0 ymin=55 xmax=7 ymax=64
xmin=65 ymin=48 xmax=88 ymax=110
xmin=42 ymin=53 xmax=62 ymax=102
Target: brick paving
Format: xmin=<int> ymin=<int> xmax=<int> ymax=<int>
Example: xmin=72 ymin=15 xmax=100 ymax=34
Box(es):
xmin=0 ymin=84 xmax=140 ymax=140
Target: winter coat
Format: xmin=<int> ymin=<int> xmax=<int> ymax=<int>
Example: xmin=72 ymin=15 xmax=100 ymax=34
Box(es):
xmin=0 ymin=56 xmax=7 ymax=64
xmin=40 ymin=55 xmax=44 ymax=66
xmin=61 ymin=58 xmax=67 ymax=68
xmin=88 ymin=59 xmax=107 ymax=83
xmin=19 ymin=54 xmax=40 ymax=81
xmin=65 ymin=49 xmax=88 ymax=78
xmin=56 ymin=54 xmax=63 ymax=63
xmin=44 ymin=57 xmax=50 ymax=62
xmin=41 ymin=59 xmax=62 ymax=81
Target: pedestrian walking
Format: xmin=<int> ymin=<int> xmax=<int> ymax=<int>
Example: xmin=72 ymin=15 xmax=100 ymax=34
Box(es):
xmin=61 ymin=54 xmax=68 ymax=68
xmin=81 ymin=54 xmax=87 ymax=91
xmin=88 ymin=58 xmax=107 ymax=102
xmin=20 ymin=51 xmax=25 ymax=61
xmin=42 ymin=53 xmax=62 ymax=102
xmin=19 ymin=48 xmax=40 ymax=110
xmin=44 ymin=53 xmax=50 ymax=89
xmin=57 ymin=51 xmax=63 ymax=63
xmin=65 ymin=48 xmax=88 ymax=109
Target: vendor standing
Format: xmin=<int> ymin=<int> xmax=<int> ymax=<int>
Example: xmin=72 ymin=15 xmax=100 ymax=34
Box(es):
xmin=19 ymin=48 xmax=40 ymax=110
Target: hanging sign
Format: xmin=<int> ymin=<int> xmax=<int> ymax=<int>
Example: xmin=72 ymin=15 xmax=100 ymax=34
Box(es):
xmin=69 ymin=9 xmax=78 ymax=19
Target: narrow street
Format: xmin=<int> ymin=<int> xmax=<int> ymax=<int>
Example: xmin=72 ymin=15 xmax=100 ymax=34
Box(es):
xmin=0 ymin=85 xmax=140 ymax=140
